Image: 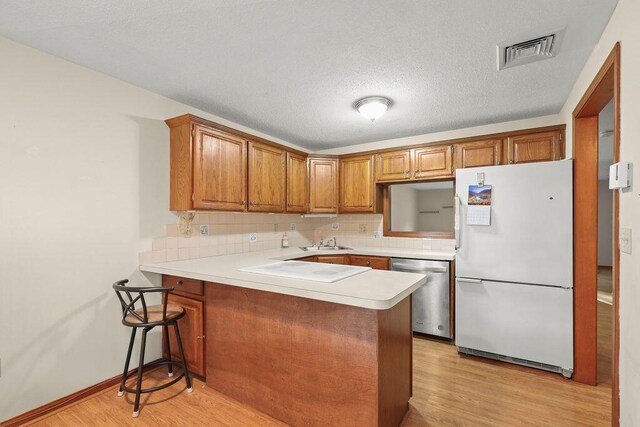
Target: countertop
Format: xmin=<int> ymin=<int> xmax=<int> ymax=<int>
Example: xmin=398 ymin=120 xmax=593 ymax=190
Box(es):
xmin=140 ymin=246 xmax=455 ymax=310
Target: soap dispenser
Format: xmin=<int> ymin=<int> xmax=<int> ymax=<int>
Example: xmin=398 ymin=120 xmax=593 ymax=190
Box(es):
xmin=281 ymin=232 xmax=289 ymax=248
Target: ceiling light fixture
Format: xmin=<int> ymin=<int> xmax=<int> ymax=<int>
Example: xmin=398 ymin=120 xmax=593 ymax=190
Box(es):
xmin=354 ymin=96 xmax=392 ymax=122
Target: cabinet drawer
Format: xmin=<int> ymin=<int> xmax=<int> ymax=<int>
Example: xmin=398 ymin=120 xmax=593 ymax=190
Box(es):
xmin=162 ymin=275 xmax=204 ymax=296
xmin=316 ymin=255 xmax=348 ymax=265
xmin=349 ymin=255 xmax=390 ymax=270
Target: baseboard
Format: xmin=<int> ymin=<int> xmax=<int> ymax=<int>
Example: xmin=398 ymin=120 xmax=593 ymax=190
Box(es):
xmin=0 ymin=359 xmax=161 ymax=427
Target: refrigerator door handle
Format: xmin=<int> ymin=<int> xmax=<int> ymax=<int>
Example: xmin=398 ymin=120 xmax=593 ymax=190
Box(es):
xmin=457 ymin=278 xmax=483 ymax=284
xmin=454 ymin=194 xmax=461 ymax=249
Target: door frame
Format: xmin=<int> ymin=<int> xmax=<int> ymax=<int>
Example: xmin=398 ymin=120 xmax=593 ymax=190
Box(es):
xmin=572 ymin=42 xmax=620 ymax=425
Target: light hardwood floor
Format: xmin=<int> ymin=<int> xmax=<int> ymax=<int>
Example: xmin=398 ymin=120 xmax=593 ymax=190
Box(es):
xmin=30 ymin=328 xmax=612 ymax=427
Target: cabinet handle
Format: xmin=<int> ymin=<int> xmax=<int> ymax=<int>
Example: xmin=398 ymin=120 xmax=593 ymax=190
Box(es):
xmin=176 ymin=280 xmax=183 ymax=286
xmin=250 ymin=201 xmax=255 ymax=206
xmin=241 ymin=200 xmax=246 ymax=205
xmin=509 ymin=160 xmax=514 ymax=164
xmin=368 ymin=204 xmax=373 ymax=208
xmin=196 ymin=335 xmax=205 ymax=339
xmin=405 ymin=170 xmax=410 ymax=175
xmin=414 ymin=170 xmax=418 ymax=177
xmin=366 ymin=261 xmax=371 ymax=266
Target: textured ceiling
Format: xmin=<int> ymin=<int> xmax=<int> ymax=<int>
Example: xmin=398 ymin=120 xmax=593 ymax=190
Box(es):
xmin=0 ymin=0 xmax=618 ymax=150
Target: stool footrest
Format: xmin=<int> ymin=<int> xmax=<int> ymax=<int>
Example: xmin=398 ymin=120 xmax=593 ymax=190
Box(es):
xmin=120 ymin=359 xmax=188 ymax=394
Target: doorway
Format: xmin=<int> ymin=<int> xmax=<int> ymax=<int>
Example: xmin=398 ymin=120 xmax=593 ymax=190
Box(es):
xmin=572 ymin=43 xmax=620 ymax=426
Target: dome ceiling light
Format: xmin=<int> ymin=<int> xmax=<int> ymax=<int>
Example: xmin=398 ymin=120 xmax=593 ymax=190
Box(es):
xmin=354 ymin=96 xmax=392 ymax=122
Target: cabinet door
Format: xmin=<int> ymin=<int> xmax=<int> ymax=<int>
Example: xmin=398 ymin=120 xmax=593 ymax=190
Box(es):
xmin=166 ymin=293 xmax=205 ymax=377
xmin=316 ymin=255 xmax=347 ymax=265
xmin=340 ymin=155 xmax=375 ymax=213
xmin=507 ymin=131 xmax=562 ymax=164
xmin=193 ymin=125 xmax=247 ymax=211
xmin=247 ymin=141 xmax=286 ymax=212
xmin=286 ymin=152 xmax=308 ymax=213
xmin=455 ymin=139 xmax=503 ymax=169
xmin=308 ymin=158 xmax=339 ymax=213
xmin=375 ymin=150 xmax=412 ymax=182
xmin=414 ymin=145 xmax=454 ymax=179
xmin=349 ymin=255 xmax=390 ymax=270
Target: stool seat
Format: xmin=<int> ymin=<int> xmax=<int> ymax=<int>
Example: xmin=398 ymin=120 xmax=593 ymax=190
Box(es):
xmin=125 ymin=304 xmax=185 ymax=325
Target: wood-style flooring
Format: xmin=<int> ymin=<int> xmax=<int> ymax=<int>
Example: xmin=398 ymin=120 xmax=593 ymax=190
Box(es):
xmin=30 ymin=323 xmax=613 ymax=427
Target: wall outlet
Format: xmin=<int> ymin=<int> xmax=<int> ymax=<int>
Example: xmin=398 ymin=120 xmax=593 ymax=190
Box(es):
xmin=290 ymin=223 xmax=297 ymax=231
xmin=331 ymin=223 xmax=339 ymax=231
xmin=374 ymin=231 xmax=382 ymax=239
xmin=359 ymin=224 xmax=367 ymax=233
xmin=249 ymin=232 xmax=258 ymax=243
xmin=199 ymin=224 xmax=209 ymax=236
xmin=620 ymin=227 xmax=632 ymax=254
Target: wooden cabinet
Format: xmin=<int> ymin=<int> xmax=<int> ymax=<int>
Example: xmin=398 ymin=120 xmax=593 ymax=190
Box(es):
xmin=286 ymin=152 xmax=308 ymax=213
xmin=163 ymin=292 xmax=205 ymax=378
xmin=296 ymin=256 xmax=317 ymax=262
xmin=308 ymin=157 xmax=339 ymax=213
xmin=375 ymin=150 xmax=412 ymax=182
xmin=455 ymin=139 xmax=503 ymax=169
xmin=191 ymin=124 xmax=248 ymax=211
xmin=340 ymin=155 xmax=375 ymax=213
xmin=507 ymin=131 xmax=563 ymax=164
xmin=247 ymin=141 xmax=286 ymax=212
xmin=349 ymin=255 xmax=390 ymax=270
xmin=315 ymin=255 xmax=348 ymax=265
xmin=414 ymin=145 xmax=454 ymax=179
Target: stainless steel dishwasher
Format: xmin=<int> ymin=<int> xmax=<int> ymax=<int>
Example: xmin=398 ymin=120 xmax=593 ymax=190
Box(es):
xmin=391 ymin=258 xmax=451 ymax=338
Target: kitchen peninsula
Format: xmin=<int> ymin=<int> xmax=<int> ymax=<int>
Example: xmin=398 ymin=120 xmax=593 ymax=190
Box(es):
xmin=140 ymin=247 xmax=451 ymax=426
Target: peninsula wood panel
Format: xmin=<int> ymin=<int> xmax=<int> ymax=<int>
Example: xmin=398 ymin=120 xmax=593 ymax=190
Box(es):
xmin=349 ymin=255 xmax=390 ymax=270
xmin=455 ymin=139 xmax=503 ymax=169
xmin=165 ymin=293 xmax=205 ymax=377
xmin=192 ymin=125 xmax=247 ymax=211
xmin=286 ymin=152 xmax=308 ymax=213
xmin=376 ymin=150 xmax=412 ymax=182
xmin=247 ymin=141 xmax=286 ymax=212
xmin=308 ymin=158 xmax=338 ymax=213
xmin=205 ymin=283 xmax=411 ymax=427
xmin=507 ymin=131 xmax=562 ymax=164
xmin=340 ymin=155 xmax=375 ymax=212
xmin=414 ymin=145 xmax=454 ymax=179
xmin=315 ymin=255 xmax=348 ymax=265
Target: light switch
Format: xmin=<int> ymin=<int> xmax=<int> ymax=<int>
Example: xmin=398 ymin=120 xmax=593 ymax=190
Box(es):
xmin=620 ymin=227 xmax=632 ymax=254
xmin=199 ymin=225 xmax=209 ymax=236
xmin=331 ymin=223 xmax=339 ymax=231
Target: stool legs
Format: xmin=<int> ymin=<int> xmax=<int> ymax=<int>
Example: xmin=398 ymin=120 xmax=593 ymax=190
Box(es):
xmin=118 ymin=328 xmax=137 ymax=397
xmin=132 ymin=327 xmax=148 ymax=417
xmin=172 ymin=322 xmax=193 ymax=392
xmin=163 ymin=325 xmax=174 ymax=377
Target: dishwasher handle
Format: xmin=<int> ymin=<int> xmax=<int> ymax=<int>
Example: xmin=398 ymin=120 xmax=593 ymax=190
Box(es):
xmin=392 ymin=264 xmax=447 ymax=273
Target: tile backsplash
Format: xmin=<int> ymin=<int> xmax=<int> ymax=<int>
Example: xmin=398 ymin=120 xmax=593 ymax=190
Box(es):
xmin=139 ymin=212 xmax=456 ymax=264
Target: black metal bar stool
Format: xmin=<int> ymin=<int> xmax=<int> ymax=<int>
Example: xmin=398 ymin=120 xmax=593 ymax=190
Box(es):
xmin=112 ymin=279 xmax=193 ymax=417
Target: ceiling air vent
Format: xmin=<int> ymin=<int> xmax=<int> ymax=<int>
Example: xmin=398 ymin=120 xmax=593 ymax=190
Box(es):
xmin=497 ymin=28 xmax=565 ymax=70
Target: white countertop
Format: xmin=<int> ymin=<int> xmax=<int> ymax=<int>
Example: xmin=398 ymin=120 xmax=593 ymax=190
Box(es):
xmin=140 ymin=247 xmax=455 ymax=310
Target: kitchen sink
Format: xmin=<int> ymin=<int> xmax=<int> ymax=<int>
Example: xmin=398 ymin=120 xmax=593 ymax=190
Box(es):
xmin=299 ymin=245 xmax=352 ymax=251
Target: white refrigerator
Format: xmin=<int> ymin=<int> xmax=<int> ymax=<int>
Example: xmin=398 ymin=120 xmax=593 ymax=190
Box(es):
xmin=454 ymin=160 xmax=573 ymax=377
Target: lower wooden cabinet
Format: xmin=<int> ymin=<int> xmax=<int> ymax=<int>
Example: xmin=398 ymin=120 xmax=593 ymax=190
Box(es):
xmin=316 ymin=255 xmax=348 ymax=265
xmin=297 ymin=254 xmax=390 ymax=270
xmin=164 ymin=292 xmax=206 ymax=377
xmin=349 ymin=255 xmax=390 ymax=270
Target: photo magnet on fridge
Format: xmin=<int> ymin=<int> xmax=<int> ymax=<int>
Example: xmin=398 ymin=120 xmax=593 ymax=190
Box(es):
xmin=468 ymin=185 xmax=492 ymax=205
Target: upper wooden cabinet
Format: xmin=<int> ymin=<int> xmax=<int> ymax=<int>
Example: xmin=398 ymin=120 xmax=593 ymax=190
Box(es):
xmin=286 ymin=152 xmax=308 ymax=213
xmin=308 ymin=157 xmax=339 ymax=213
xmin=375 ymin=150 xmax=412 ymax=182
xmin=414 ymin=145 xmax=454 ymax=179
xmin=340 ymin=155 xmax=375 ymax=213
xmin=191 ymin=124 xmax=247 ymax=211
xmin=247 ymin=141 xmax=286 ymax=212
xmin=455 ymin=139 xmax=503 ymax=169
xmin=507 ymin=131 xmax=563 ymax=164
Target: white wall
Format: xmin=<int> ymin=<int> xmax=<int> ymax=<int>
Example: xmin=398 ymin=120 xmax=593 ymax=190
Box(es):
xmin=0 ymin=37 xmax=306 ymax=421
xmin=558 ymin=0 xmax=640 ymax=423
xmin=417 ymin=189 xmax=455 ymax=232
xmin=389 ymin=186 xmax=418 ymax=231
